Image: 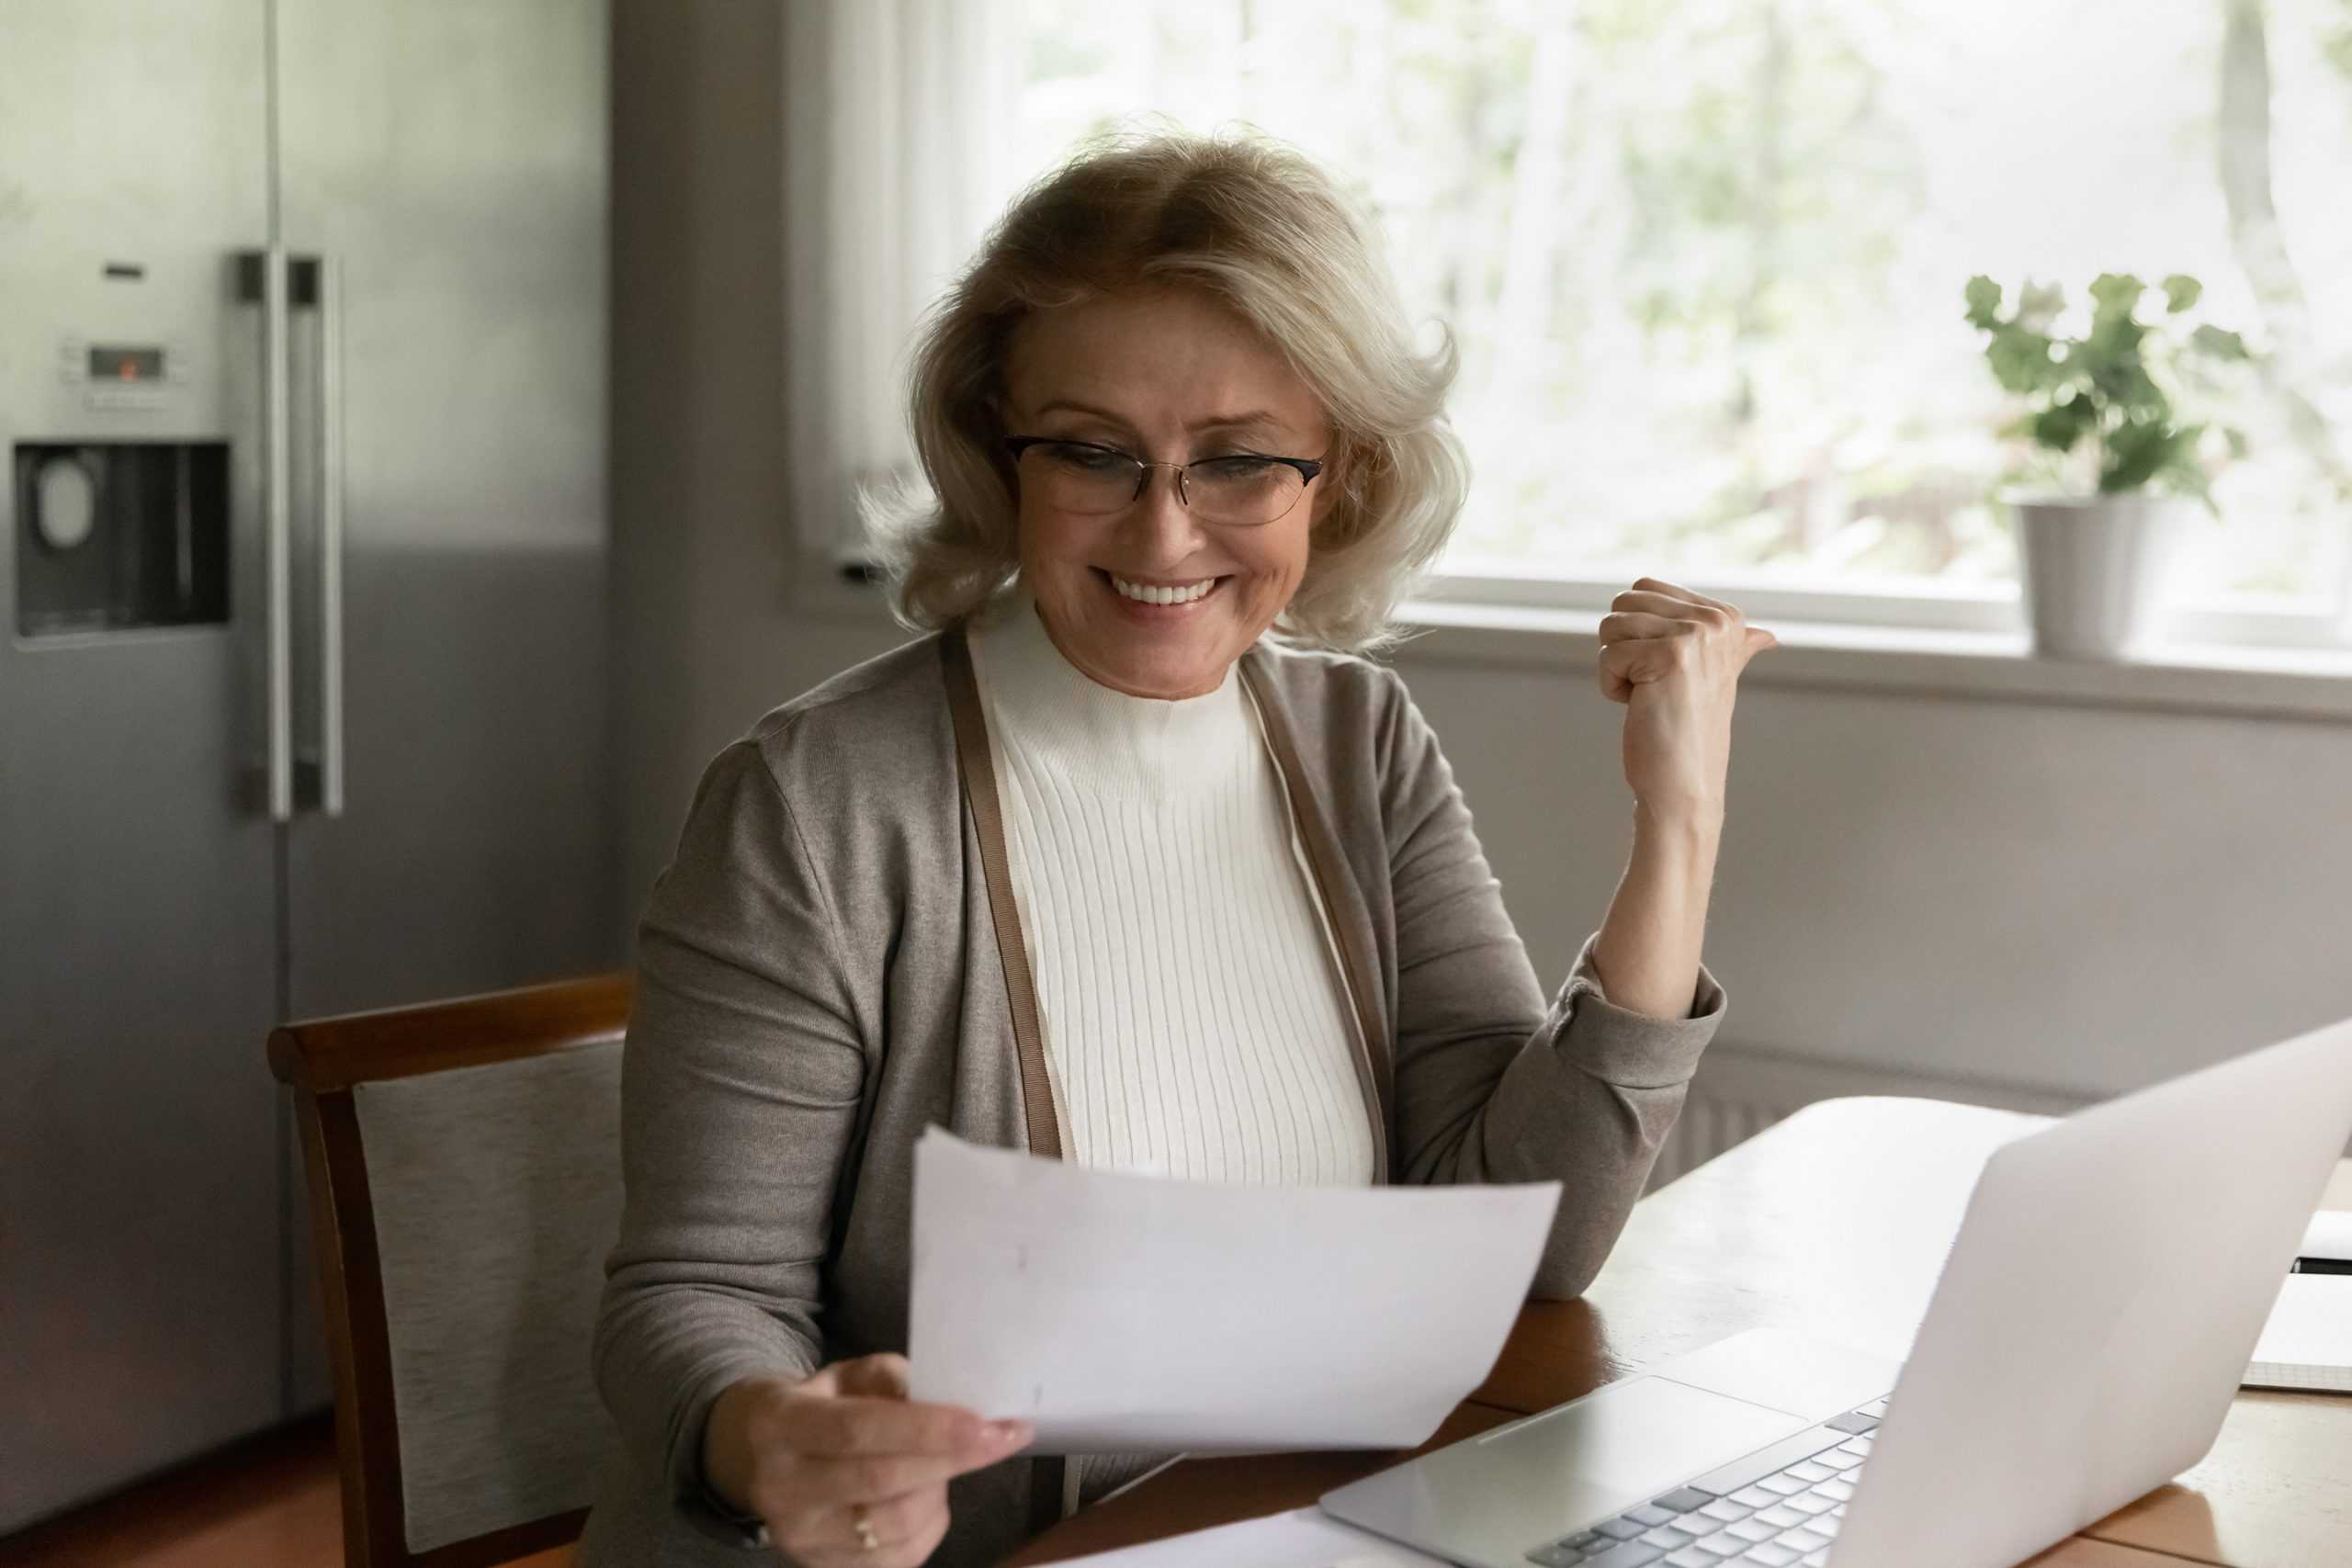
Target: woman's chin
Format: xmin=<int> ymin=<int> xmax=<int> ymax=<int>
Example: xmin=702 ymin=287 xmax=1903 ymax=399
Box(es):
xmin=1077 ymin=638 xmax=1234 ymax=701
xmin=1114 ymin=661 xmax=1227 ymax=700
xmin=1035 ymin=587 xmax=1255 ymax=699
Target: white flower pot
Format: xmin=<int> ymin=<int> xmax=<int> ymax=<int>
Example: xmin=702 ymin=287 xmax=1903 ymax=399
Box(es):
xmin=2011 ymin=495 xmax=2187 ymax=660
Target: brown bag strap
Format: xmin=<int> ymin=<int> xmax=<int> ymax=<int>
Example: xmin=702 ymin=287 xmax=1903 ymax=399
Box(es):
xmin=941 ymin=626 xmax=1064 ymax=1163
xmin=941 ymin=626 xmax=1071 ymax=1534
xmin=1238 ymin=653 xmax=1395 ymax=1180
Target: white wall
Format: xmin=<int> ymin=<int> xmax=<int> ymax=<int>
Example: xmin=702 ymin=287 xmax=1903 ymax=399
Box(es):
xmin=1386 ymin=654 xmax=2352 ymax=1100
xmin=613 ymin=5 xmax=2352 ymax=1106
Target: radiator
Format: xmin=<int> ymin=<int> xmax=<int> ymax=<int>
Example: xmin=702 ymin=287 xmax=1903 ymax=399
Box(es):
xmin=1645 ymin=1044 xmax=2090 ymax=1193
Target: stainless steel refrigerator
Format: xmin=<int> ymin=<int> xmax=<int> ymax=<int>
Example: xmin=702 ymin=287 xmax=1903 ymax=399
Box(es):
xmin=0 ymin=0 xmax=615 ymax=1530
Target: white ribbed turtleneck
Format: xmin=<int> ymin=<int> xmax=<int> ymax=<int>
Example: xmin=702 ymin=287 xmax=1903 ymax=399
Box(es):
xmin=966 ymin=600 xmax=1376 ymax=1188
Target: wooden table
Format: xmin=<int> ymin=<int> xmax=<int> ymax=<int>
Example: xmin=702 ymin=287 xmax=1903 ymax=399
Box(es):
xmin=1008 ymin=1097 xmax=2352 ymax=1567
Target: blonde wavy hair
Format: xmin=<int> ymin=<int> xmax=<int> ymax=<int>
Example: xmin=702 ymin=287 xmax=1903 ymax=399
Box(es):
xmin=865 ymin=127 xmax=1470 ymax=652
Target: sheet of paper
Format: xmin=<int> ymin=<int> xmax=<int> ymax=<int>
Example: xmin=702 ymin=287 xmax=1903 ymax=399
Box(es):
xmin=1042 ymin=1506 xmax=1452 ymax=1566
xmin=907 ymin=1128 xmax=1560 ymax=1453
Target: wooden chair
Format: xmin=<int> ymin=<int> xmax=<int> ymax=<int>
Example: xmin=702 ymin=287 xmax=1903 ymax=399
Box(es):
xmin=268 ymin=975 xmax=635 ymax=1568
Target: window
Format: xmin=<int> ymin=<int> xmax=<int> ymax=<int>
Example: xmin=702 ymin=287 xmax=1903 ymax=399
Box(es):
xmin=1012 ymin=0 xmax=2352 ymax=643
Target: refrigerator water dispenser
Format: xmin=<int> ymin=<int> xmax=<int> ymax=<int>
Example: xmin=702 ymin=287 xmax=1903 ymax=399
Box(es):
xmin=12 ymin=441 xmax=229 ymax=637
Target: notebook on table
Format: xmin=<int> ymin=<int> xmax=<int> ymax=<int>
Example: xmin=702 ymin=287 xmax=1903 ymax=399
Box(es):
xmin=2245 ymin=1209 xmax=2352 ymax=1393
xmin=2245 ymin=1275 xmax=2352 ymax=1393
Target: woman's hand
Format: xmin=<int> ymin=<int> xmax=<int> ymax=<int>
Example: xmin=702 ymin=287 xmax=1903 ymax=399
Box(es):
xmin=703 ymin=1353 xmax=1035 ymax=1566
xmin=1586 ymin=577 xmax=1771 ymax=1018
xmin=1596 ymin=577 xmax=1777 ymax=822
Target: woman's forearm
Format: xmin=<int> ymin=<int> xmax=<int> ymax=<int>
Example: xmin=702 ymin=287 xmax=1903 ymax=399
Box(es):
xmin=1589 ymin=802 xmax=1723 ymax=1021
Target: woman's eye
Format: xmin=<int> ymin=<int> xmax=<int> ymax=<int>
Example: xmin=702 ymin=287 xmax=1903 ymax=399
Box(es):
xmin=1195 ymin=456 xmax=1279 ymax=480
xmin=1046 ymin=444 xmax=1131 ymax=472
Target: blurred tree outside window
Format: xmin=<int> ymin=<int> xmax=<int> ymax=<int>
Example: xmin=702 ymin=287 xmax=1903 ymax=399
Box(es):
xmin=1011 ymin=0 xmax=2352 ymax=626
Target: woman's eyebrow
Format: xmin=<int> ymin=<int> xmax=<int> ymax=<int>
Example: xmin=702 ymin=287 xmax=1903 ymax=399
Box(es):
xmin=1032 ymin=400 xmax=1292 ymax=439
xmin=1031 ymin=400 xmax=1136 ymax=431
xmin=1186 ymin=410 xmax=1286 ymax=436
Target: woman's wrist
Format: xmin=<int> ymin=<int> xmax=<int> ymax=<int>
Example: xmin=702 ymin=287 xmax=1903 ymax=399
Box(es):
xmin=700 ymin=1375 xmax=774 ymax=1517
xmin=1592 ymin=803 xmax=1722 ymax=1021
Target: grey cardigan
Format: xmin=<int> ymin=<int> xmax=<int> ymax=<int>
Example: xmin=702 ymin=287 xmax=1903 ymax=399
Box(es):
xmin=582 ymin=628 xmax=1726 ymax=1566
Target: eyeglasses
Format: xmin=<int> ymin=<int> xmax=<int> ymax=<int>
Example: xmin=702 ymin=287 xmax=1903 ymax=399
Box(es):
xmin=1001 ymin=436 xmax=1324 ymax=527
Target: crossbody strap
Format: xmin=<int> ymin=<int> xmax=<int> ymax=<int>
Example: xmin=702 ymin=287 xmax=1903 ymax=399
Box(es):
xmin=941 ymin=626 xmax=1064 ymax=1162
xmin=939 ymin=625 xmax=1069 ymax=1537
xmin=1238 ymin=652 xmax=1396 ymax=1180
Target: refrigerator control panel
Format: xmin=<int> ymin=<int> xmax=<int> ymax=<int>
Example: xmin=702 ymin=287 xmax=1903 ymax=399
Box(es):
xmin=56 ymin=337 xmax=189 ymax=411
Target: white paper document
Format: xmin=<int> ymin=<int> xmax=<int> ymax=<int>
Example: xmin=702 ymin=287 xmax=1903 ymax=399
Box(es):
xmin=1043 ymin=1506 xmax=1450 ymax=1566
xmin=907 ymin=1129 xmax=1561 ymax=1453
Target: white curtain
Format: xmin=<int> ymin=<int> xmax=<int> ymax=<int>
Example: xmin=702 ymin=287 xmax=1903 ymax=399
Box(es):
xmin=784 ymin=0 xmax=1021 ymax=561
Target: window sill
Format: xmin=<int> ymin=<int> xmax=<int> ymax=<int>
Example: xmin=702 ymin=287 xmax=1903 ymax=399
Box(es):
xmin=1394 ymin=598 xmax=2352 ymax=724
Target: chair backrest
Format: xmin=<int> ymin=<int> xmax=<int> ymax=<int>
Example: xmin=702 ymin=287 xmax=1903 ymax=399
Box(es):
xmin=268 ymin=975 xmax=633 ymax=1568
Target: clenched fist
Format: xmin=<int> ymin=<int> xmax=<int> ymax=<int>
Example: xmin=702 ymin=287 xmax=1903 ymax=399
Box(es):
xmin=1596 ymin=577 xmax=1776 ymax=820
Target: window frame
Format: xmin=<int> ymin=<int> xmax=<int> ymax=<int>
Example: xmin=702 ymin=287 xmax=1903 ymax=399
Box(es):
xmin=1421 ymin=559 xmax=2352 ymax=652
xmin=998 ymin=0 xmax=2352 ymax=658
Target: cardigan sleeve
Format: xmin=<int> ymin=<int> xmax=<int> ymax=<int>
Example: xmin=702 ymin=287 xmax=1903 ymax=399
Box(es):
xmin=1375 ymin=671 xmax=1725 ymax=1300
xmin=592 ymin=736 xmax=861 ymax=1534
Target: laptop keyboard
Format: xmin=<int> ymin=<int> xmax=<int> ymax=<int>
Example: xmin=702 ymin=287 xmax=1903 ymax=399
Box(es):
xmin=1524 ymin=1395 xmax=1890 ymax=1568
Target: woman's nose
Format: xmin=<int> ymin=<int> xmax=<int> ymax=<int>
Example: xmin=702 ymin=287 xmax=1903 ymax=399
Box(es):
xmin=1124 ymin=465 xmax=1207 ymax=563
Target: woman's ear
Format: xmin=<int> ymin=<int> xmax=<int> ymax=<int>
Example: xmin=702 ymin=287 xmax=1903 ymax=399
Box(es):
xmin=1308 ymin=437 xmax=1348 ymax=536
xmin=984 ymin=391 xmax=1021 ymax=496
xmin=987 ymin=389 xmax=1015 ymax=434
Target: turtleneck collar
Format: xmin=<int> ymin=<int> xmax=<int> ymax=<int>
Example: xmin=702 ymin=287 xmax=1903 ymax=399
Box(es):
xmin=965 ymin=592 xmax=1257 ymax=800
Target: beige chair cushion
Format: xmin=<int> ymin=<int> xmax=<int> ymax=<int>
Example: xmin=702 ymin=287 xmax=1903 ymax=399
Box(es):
xmin=352 ymin=1037 xmax=626 ymax=1553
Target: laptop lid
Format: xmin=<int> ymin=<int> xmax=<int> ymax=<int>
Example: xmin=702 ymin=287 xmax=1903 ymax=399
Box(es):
xmin=1830 ymin=1014 xmax=2352 ymax=1566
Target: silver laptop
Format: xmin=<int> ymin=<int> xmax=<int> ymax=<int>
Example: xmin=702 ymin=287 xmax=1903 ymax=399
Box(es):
xmin=1323 ymin=1014 xmax=2352 ymax=1568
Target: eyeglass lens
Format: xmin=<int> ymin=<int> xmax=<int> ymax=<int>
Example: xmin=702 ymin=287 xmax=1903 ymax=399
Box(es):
xmin=1020 ymin=442 xmax=1305 ymax=525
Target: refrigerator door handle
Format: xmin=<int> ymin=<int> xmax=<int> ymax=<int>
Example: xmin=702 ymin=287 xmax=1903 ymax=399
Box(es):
xmin=316 ymin=253 xmax=345 ymax=818
xmin=264 ymin=243 xmax=295 ymax=822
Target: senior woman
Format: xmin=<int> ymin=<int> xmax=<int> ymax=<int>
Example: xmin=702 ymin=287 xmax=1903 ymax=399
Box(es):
xmin=584 ymin=130 xmax=1774 ymax=1567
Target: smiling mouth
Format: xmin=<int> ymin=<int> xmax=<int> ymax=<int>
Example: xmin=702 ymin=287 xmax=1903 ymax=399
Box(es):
xmin=1099 ymin=569 xmax=1223 ymax=606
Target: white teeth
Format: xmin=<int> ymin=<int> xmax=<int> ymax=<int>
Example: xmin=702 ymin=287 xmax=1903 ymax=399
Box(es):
xmin=1111 ymin=575 xmax=1214 ymax=606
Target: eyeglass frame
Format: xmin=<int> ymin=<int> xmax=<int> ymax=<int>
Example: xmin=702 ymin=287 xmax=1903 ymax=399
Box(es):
xmin=1001 ymin=435 xmax=1326 ymax=526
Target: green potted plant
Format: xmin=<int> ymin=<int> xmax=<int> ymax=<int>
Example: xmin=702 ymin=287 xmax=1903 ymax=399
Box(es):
xmin=1963 ymin=272 xmax=2253 ymax=659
